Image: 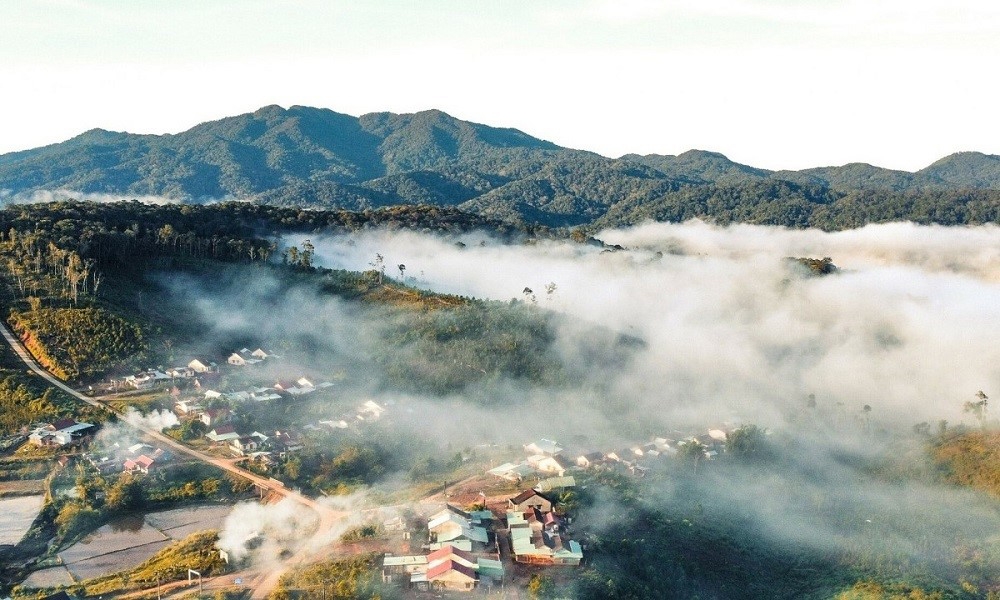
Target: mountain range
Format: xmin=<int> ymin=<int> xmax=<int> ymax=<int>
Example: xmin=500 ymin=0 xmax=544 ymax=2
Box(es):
xmin=3 ymin=105 xmax=1000 ymax=229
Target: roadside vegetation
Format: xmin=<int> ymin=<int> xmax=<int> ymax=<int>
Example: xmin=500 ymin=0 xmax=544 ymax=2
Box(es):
xmin=269 ymin=553 xmax=397 ymax=600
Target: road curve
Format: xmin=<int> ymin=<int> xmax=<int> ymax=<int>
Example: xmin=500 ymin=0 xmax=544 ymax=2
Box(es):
xmin=0 ymin=323 xmax=342 ymax=598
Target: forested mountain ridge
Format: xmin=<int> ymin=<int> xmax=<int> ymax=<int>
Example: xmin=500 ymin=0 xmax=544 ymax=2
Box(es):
xmin=3 ymin=105 xmax=1000 ymax=229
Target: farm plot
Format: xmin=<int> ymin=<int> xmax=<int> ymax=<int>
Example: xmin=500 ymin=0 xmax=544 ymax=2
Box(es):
xmin=145 ymin=504 xmax=233 ymax=539
xmin=21 ymin=565 xmax=75 ymax=588
xmin=0 ymin=494 xmax=44 ymax=545
xmin=56 ymin=504 xmax=236 ymax=581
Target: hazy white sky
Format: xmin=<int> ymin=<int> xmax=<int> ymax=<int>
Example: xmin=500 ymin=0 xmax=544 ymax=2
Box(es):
xmin=1 ymin=0 xmax=998 ymax=170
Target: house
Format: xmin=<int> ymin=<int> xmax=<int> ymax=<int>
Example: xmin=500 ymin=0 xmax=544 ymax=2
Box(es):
xmin=29 ymin=420 xmax=94 ymax=447
xmin=125 ymin=369 xmax=171 ymax=390
xmin=230 ymin=436 xmax=262 ymax=455
xmin=251 ymin=348 xmax=272 ymax=360
xmin=128 ymin=443 xmax=153 ymax=456
xmin=487 ymin=462 xmax=535 ymax=482
xmin=274 ymin=380 xmax=314 ymax=396
xmin=535 ymin=476 xmax=576 ymax=493
xmin=86 ymin=453 xmax=120 ymax=474
xmin=528 ymin=454 xmax=572 ymax=477
xmin=250 ymin=388 xmax=282 ymax=402
xmin=508 ymin=489 xmax=554 ymax=513
xmin=273 ymin=380 xmax=297 ymax=392
xmin=382 ymin=555 xmax=428 ymax=583
xmin=174 ymin=399 xmax=203 ymax=414
xmin=227 ymin=349 xmax=261 ymax=367
xmin=476 ymin=557 xmax=504 ymax=582
xmin=629 ymin=463 xmax=649 ymax=478
xmin=206 ymin=425 xmax=241 ymax=443
xmin=507 ymin=510 xmax=583 ymax=566
xmin=273 ymin=430 xmax=304 ymax=453
xmin=708 ymin=428 xmax=728 ymax=442
xmin=524 ymin=439 xmax=563 ymax=456
xmin=427 ymin=545 xmax=478 ymax=571
xmin=187 ymin=359 xmax=217 ymax=373
xmin=319 ymin=419 xmax=350 ymax=430
xmin=605 ymin=449 xmax=634 ymax=464
xmin=124 ymin=454 xmax=156 ymax=474
xmin=440 ymin=504 xmax=472 ymax=520
xmin=200 ymin=407 xmax=229 ymax=427
xmin=427 ymin=509 xmax=489 ymax=551
xmin=470 ymin=509 xmax=494 ymax=525
xmin=653 ymin=437 xmax=678 ymax=456
xmin=423 ymin=560 xmax=478 ymax=591
xmin=576 ymin=452 xmax=605 ymax=468
xmin=357 ymin=400 xmax=385 ymax=420
xmin=166 ymin=366 xmax=195 ymax=378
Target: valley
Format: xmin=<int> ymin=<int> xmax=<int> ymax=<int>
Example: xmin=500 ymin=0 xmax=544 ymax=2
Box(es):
xmin=0 ymin=201 xmax=998 ymax=599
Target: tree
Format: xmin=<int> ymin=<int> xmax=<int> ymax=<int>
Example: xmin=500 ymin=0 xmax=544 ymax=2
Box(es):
xmin=528 ymin=573 xmax=554 ymax=599
xmin=398 ymin=263 xmax=406 ymax=280
xmin=300 ymin=239 xmax=315 ymax=268
xmin=370 ymin=253 xmax=385 ymax=284
xmin=55 ymin=501 xmax=101 ymax=538
xmin=725 ymin=424 xmax=768 ymax=460
xmin=964 ymin=390 xmax=989 ymax=428
xmin=106 ymin=472 xmax=147 ymax=511
xmin=179 ymin=418 xmax=206 ymax=440
xmin=678 ymin=440 xmax=706 ymax=473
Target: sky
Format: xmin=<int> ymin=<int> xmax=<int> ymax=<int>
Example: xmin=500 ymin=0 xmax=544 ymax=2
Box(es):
xmin=1 ymin=0 xmax=999 ymax=170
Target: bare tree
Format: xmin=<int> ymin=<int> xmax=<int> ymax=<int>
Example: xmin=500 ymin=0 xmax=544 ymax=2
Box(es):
xmin=964 ymin=390 xmax=989 ymax=428
xmin=370 ymin=253 xmax=385 ymax=285
xmin=92 ymin=270 xmax=104 ymax=297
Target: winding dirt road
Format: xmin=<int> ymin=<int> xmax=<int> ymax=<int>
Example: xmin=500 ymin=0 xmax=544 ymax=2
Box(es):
xmin=0 ymin=323 xmax=343 ymax=598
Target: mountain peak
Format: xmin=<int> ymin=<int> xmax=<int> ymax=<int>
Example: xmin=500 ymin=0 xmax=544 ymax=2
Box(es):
xmin=253 ymin=104 xmax=288 ymax=117
xmin=676 ymin=149 xmax=732 ymax=161
xmin=919 ymin=151 xmax=1000 ymax=188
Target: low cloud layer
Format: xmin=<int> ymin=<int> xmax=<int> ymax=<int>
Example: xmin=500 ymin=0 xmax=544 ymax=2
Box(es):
xmin=298 ymin=221 xmax=1000 ymax=428
xmin=0 ymin=188 xmax=183 ymax=206
xmin=190 ymin=220 xmax=1000 ymax=588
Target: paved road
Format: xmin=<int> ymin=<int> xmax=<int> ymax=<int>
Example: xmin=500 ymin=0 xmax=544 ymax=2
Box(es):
xmin=0 ymin=323 xmax=343 ymax=598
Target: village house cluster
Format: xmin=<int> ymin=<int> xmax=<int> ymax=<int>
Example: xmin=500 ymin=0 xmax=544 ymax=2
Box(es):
xmin=489 ymin=425 xmax=739 ymax=484
xmin=506 ymin=488 xmax=582 ymax=566
xmin=84 ymin=441 xmax=174 ymax=475
xmin=381 ymin=484 xmax=583 ymax=593
xmin=116 ymin=348 xmax=276 ymax=391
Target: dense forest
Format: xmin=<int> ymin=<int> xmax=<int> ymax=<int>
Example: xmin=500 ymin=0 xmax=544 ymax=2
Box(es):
xmin=0 ymin=201 xmax=621 ymax=396
xmin=562 ymin=423 xmax=1000 ymax=600
xmin=2 ymin=105 xmax=1000 ymax=229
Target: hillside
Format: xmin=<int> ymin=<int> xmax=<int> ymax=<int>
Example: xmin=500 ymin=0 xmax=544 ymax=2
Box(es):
xmin=3 ymin=105 xmax=1000 ymax=229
